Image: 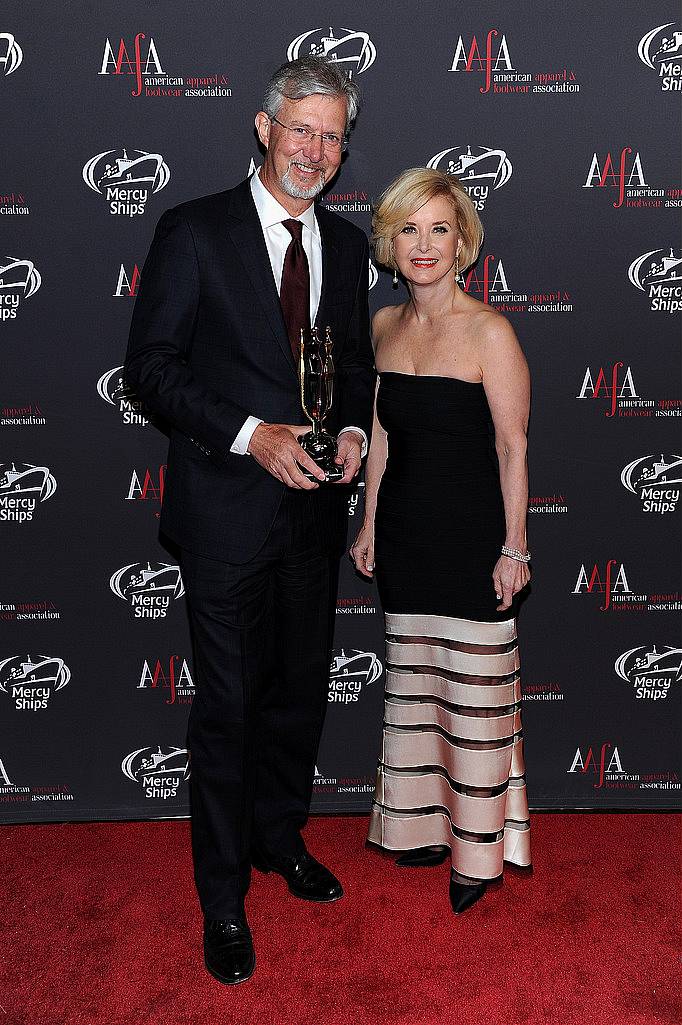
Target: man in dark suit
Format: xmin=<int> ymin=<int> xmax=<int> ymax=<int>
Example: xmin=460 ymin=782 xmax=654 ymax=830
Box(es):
xmin=125 ymin=56 xmax=375 ymax=984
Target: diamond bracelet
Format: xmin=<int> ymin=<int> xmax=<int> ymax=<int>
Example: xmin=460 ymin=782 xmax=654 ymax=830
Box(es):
xmin=501 ymin=545 xmax=531 ymax=563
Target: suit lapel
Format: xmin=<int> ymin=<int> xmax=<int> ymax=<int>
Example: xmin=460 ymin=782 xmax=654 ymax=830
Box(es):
xmin=224 ymin=180 xmax=296 ymax=374
xmin=314 ymin=207 xmax=341 ymax=338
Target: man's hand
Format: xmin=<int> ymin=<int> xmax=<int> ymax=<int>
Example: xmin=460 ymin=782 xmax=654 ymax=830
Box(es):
xmin=248 ymin=423 xmax=326 ymax=489
xmin=333 ymin=431 xmax=363 ymax=485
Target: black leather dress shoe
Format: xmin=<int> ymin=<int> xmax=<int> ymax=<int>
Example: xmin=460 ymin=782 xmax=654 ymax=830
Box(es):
xmin=449 ymin=874 xmax=487 ymax=914
xmin=252 ymin=849 xmax=343 ymax=902
xmin=395 ymin=845 xmax=450 ymax=868
xmin=204 ymin=915 xmax=255 ymax=985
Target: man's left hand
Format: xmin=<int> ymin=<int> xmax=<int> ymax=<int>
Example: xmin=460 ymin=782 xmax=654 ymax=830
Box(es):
xmin=333 ymin=432 xmax=363 ymax=484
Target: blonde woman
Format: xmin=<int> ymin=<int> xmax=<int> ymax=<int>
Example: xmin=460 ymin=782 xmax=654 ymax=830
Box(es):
xmin=351 ymin=168 xmax=532 ymax=913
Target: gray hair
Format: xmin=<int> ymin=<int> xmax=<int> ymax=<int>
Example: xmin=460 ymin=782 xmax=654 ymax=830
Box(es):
xmin=262 ymin=56 xmax=361 ymax=133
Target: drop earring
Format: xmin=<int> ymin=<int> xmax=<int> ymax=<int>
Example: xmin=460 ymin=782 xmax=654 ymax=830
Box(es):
xmin=392 ymin=266 xmax=398 ymax=288
xmin=455 ymin=252 xmax=461 ymax=286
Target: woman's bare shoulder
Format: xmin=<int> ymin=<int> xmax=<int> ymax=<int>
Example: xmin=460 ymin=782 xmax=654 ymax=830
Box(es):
xmin=372 ymin=304 xmax=403 ymax=329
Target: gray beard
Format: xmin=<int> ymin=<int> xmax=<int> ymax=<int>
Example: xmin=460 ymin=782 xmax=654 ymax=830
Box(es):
xmin=281 ymin=161 xmax=326 ymax=200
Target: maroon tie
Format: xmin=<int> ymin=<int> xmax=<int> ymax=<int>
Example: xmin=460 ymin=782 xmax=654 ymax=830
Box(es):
xmin=280 ymin=218 xmax=310 ymax=361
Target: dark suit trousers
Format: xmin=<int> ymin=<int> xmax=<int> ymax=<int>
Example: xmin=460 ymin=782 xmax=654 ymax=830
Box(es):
xmin=180 ymin=489 xmax=340 ymax=919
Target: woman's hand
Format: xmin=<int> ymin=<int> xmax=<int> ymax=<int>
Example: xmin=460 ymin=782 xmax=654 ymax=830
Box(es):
xmin=492 ymin=555 xmax=530 ymax=612
xmin=350 ymin=522 xmax=375 ymax=578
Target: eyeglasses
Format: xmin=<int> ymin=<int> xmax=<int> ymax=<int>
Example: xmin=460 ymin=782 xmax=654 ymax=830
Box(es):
xmin=270 ymin=117 xmax=348 ymax=152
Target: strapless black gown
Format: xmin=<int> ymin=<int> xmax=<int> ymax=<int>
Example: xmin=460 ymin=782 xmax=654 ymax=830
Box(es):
xmin=374 ymin=371 xmax=523 ymax=622
xmin=368 ymin=373 xmax=531 ymax=882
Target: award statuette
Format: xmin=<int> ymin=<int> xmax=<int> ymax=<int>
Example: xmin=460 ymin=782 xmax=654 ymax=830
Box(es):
xmin=298 ymin=326 xmax=344 ymax=482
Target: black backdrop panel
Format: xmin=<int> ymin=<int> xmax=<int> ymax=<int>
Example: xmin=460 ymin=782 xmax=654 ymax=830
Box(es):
xmin=1 ymin=1 xmax=680 ymax=821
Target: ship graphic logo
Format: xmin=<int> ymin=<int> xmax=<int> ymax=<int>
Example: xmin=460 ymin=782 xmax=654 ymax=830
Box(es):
xmin=330 ymin=648 xmax=383 ymax=687
xmin=615 ymin=646 xmax=682 ymax=684
xmin=638 ymin=23 xmax=682 ymax=69
xmin=0 ymin=654 xmax=70 ymax=694
xmin=0 ymin=33 xmax=23 ymax=76
xmin=0 ymin=463 xmax=56 ymax=501
xmin=110 ymin=562 xmax=185 ymax=601
xmin=621 ymin=454 xmax=682 ymax=494
xmin=82 ymin=148 xmax=171 ymax=195
xmin=368 ymin=260 xmax=378 ymax=291
xmin=0 ymin=258 xmax=41 ymax=298
xmin=288 ymin=27 xmax=376 ymax=77
xmin=427 ymin=146 xmax=513 ymax=191
xmin=121 ymin=745 xmax=190 ymax=784
xmin=96 ymin=366 xmax=135 ymax=405
xmin=628 ymin=248 xmax=682 ymax=290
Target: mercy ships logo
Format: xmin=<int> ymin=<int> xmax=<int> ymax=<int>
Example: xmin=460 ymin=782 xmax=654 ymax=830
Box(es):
xmin=621 ymin=454 xmax=681 ymax=513
xmin=0 ymin=462 xmax=56 ymax=522
xmin=110 ymin=562 xmax=184 ymax=619
xmin=0 ymin=33 xmax=22 ymax=76
xmin=329 ymin=648 xmax=382 ymax=704
xmin=0 ymin=654 xmax=70 ymax=710
xmin=82 ymin=148 xmax=170 ymax=216
xmin=628 ymin=248 xmax=682 ymax=313
xmin=615 ymin=645 xmax=682 ymax=701
xmin=97 ymin=366 xmax=150 ymax=425
xmin=121 ymin=745 xmax=190 ymax=799
xmin=288 ymin=27 xmax=376 ymax=76
xmin=427 ymin=145 xmax=512 ymax=210
xmin=0 ymin=257 xmax=41 ymax=321
xmin=638 ymin=24 xmax=682 ymax=90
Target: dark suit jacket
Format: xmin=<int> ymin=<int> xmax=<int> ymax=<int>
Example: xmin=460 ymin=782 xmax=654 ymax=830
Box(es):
xmin=124 ymin=178 xmax=376 ymax=564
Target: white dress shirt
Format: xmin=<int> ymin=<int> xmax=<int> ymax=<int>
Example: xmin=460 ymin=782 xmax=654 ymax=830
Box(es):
xmin=230 ymin=169 xmax=367 ymax=458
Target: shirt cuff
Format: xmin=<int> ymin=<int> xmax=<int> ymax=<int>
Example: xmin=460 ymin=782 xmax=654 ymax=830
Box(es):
xmin=338 ymin=426 xmax=368 ymax=459
xmin=230 ymin=416 xmax=263 ymax=455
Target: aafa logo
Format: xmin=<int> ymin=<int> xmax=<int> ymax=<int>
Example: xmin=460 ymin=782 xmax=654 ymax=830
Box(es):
xmin=137 ymin=655 xmax=194 ymax=706
xmin=329 ymin=648 xmax=382 ymax=704
xmin=638 ymin=24 xmax=682 ymax=89
xmin=0 ymin=33 xmax=22 ymax=76
xmin=621 ymin=454 xmax=681 ymax=513
xmin=99 ymin=34 xmax=165 ymax=97
xmin=0 ymin=462 xmax=56 ymax=522
xmin=0 ymin=654 xmax=70 ymax=711
xmin=628 ymin=248 xmax=681 ymax=313
xmin=448 ymin=30 xmax=513 ymax=92
xmin=567 ymin=742 xmax=625 ymax=789
xmin=82 ymin=148 xmax=170 ymax=216
xmin=126 ymin=465 xmax=166 ymax=516
xmin=97 ymin=366 xmax=149 ymax=426
xmin=582 ymin=148 xmax=647 ymax=209
xmin=113 ymin=262 xmax=141 ymax=297
xmin=577 ymin=363 xmax=638 ymax=418
xmin=110 ymin=562 xmax=184 ymax=619
xmin=288 ymin=27 xmax=376 ymax=76
xmin=463 ymin=252 xmax=571 ymax=313
xmin=572 ymin=561 xmax=631 ymax=611
xmin=427 ymin=145 xmax=512 ymax=210
xmin=121 ymin=745 xmax=189 ymax=799
xmin=0 ymin=257 xmax=41 ymax=320
xmin=368 ymin=260 xmax=378 ymax=291
xmin=462 ymin=253 xmax=510 ymax=305
xmin=615 ymin=645 xmax=682 ymax=701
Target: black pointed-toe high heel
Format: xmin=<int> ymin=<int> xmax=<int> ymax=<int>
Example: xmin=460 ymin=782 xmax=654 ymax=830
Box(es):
xmin=449 ymin=873 xmax=487 ymax=914
xmin=395 ymin=845 xmax=450 ymax=868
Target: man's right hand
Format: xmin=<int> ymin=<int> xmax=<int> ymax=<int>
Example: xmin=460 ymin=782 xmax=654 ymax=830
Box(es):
xmin=247 ymin=423 xmax=326 ymax=489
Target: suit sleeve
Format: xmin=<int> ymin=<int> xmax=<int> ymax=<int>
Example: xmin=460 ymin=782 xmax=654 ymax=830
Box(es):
xmin=334 ymin=235 xmax=377 ymax=445
xmin=124 ymin=207 xmax=251 ymax=460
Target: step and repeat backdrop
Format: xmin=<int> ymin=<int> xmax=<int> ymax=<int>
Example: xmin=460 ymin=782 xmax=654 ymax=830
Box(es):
xmin=2 ymin=1 xmax=681 ymax=822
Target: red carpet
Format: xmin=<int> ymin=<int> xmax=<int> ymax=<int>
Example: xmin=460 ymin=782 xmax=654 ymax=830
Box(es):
xmin=1 ymin=814 xmax=679 ymax=1025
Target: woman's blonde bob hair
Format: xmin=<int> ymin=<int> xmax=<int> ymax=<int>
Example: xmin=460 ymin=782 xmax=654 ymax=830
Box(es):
xmin=372 ymin=167 xmax=484 ymax=274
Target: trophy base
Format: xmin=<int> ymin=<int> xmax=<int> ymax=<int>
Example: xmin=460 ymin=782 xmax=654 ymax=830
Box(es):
xmin=298 ymin=432 xmax=344 ymax=483
xmin=299 ymin=464 xmax=345 ymax=483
